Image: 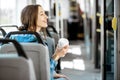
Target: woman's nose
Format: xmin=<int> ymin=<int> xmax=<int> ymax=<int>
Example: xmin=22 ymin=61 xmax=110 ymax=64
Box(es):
xmin=45 ymin=14 xmax=48 ymax=19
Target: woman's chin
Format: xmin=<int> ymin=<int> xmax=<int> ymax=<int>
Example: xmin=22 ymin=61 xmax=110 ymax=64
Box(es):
xmin=44 ymin=24 xmax=48 ymax=28
xmin=61 ymin=55 xmax=65 ymax=57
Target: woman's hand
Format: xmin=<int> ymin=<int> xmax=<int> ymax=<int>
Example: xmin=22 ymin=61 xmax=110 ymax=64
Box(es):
xmin=54 ymin=73 xmax=69 ymax=80
xmin=52 ymin=45 xmax=69 ymax=61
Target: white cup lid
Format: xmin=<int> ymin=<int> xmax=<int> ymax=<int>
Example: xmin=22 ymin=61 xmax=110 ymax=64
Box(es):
xmin=58 ymin=38 xmax=69 ymax=49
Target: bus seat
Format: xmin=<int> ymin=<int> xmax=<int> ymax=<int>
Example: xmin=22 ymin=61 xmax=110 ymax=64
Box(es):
xmin=0 ymin=27 xmax=6 ymax=37
xmin=47 ymin=25 xmax=61 ymax=73
xmin=47 ymin=25 xmax=60 ymax=47
xmin=1 ymin=31 xmax=50 ymax=80
xmin=46 ymin=36 xmax=55 ymax=57
xmin=0 ymin=39 xmax=36 ymax=80
xmin=0 ymin=43 xmax=50 ymax=80
xmin=0 ymin=25 xmax=18 ymax=35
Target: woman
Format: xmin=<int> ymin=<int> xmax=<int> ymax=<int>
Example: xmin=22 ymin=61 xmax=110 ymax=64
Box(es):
xmin=11 ymin=4 xmax=69 ymax=80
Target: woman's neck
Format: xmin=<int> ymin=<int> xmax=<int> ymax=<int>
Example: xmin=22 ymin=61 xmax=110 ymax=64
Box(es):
xmin=36 ymin=26 xmax=41 ymax=32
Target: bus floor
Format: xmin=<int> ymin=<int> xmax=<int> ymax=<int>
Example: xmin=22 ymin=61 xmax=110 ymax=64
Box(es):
xmin=60 ymin=40 xmax=100 ymax=80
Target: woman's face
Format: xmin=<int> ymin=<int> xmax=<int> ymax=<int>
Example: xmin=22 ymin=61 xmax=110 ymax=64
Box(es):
xmin=37 ymin=6 xmax=48 ymax=30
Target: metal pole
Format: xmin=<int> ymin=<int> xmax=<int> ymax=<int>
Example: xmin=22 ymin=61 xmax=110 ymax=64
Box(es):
xmin=92 ymin=0 xmax=97 ymax=68
xmin=100 ymin=0 xmax=106 ymax=79
xmin=115 ymin=0 xmax=120 ymax=79
xmin=55 ymin=0 xmax=60 ymax=34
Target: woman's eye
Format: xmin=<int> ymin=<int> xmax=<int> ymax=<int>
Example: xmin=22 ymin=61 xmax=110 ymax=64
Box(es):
xmin=40 ymin=13 xmax=43 ymax=15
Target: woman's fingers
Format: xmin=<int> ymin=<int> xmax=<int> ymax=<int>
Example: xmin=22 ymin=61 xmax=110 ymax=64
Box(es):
xmin=54 ymin=73 xmax=70 ymax=80
xmin=53 ymin=44 xmax=69 ymax=60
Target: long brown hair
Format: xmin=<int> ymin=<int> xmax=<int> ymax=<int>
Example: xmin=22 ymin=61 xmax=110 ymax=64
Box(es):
xmin=18 ymin=4 xmax=47 ymax=38
xmin=19 ymin=4 xmax=41 ymax=32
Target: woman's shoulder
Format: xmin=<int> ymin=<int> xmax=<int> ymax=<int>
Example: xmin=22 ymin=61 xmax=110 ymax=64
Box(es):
xmin=10 ymin=34 xmax=37 ymax=42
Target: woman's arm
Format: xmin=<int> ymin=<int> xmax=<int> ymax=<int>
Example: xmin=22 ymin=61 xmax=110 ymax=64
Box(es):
xmin=52 ymin=45 xmax=69 ymax=61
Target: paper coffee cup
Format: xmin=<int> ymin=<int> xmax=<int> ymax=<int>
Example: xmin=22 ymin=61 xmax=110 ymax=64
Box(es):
xmin=57 ymin=38 xmax=69 ymax=49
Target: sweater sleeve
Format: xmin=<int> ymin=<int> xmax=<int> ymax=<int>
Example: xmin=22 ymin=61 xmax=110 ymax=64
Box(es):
xmin=50 ymin=58 xmax=58 ymax=80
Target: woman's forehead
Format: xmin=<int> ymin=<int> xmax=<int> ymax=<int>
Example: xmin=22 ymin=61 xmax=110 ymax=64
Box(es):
xmin=38 ymin=6 xmax=44 ymax=13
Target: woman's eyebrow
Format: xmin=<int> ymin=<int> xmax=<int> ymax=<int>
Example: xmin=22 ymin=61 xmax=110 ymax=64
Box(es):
xmin=39 ymin=11 xmax=44 ymax=13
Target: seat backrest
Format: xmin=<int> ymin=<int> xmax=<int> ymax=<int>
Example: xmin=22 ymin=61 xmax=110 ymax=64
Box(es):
xmin=47 ymin=25 xmax=61 ymax=73
xmin=47 ymin=25 xmax=60 ymax=47
xmin=0 ymin=27 xmax=6 ymax=37
xmin=0 ymin=57 xmax=36 ymax=80
xmin=50 ymin=32 xmax=59 ymax=47
xmin=0 ymin=39 xmax=36 ymax=80
xmin=0 ymin=25 xmax=18 ymax=35
xmin=0 ymin=43 xmax=50 ymax=80
xmin=5 ymin=31 xmax=45 ymax=45
xmin=4 ymin=31 xmax=51 ymax=80
xmin=45 ymin=37 xmax=55 ymax=57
